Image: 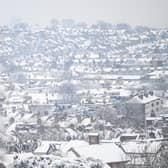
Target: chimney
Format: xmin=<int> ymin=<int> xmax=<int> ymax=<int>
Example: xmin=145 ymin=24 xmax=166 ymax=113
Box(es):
xmin=149 ymin=91 xmax=154 ymax=96
xmin=144 ymin=93 xmax=148 ymax=98
xmin=138 ymin=95 xmax=143 ymax=99
xmin=88 ymin=133 xmax=99 ymax=145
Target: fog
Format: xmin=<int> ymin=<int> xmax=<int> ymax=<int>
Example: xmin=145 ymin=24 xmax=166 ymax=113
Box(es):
xmin=0 ymin=0 xmax=167 ymax=28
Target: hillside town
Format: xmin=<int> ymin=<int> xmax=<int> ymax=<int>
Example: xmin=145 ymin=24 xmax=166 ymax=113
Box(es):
xmin=0 ymin=21 xmax=168 ymax=167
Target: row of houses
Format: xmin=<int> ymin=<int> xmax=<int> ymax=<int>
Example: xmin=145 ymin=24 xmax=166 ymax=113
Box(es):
xmin=26 ymin=133 xmax=165 ymax=168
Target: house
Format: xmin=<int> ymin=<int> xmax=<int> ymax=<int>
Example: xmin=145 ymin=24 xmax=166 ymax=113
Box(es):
xmin=33 ymin=141 xmax=62 ymax=155
xmin=29 ymin=104 xmax=55 ymax=115
xmin=121 ymin=141 xmax=163 ymax=168
xmin=126 ymin=92 xmax=163 ymax=127
xmin=150 ymin=59 xmax=163 ymax=67
xmin=64 ymin=128 xmax=78 ymax=140
xmin=66 ymin=134 xmax=128 ymax=168
xmin=118 ymin=133 xmax=145 ymax=142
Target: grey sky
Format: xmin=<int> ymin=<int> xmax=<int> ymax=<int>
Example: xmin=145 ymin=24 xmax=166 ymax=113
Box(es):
xmin=0 ymin=0 xmax=167 ymax=28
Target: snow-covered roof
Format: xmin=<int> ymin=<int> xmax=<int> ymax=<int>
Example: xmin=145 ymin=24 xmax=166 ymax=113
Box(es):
xmin=34 ymin=141 xmax=62 ymax=154
xmin=81 ymin=118 xmax=91 ymax=126
xmin=68 ymin=142 xmax=128 ymax=163
xmin=0 ymin=132 xmax=13 ymax=142
xmin=121 ymin=141 xmax=161 ymax=154
xmin=65 ymin=128 xmax=78 ymax=137
xmin=6 ymin=122 xmax=22 ymax=135
xmin=82 ymin=74 xmax=141 ymax=80
xmin=34 ymin=142 xmax=50 ymax=154
xmin=61 ymin=140 xmax=88 ymax=154
xmin=146 ymin=117 xmax=162 ymax=121
xmin=88 ymin=133 xmax=99 ymax=136
xmin=127 ymin=95 xmax=159 ymax=104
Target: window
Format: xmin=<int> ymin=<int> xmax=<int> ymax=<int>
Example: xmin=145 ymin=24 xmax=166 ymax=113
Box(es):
xmin=151 ymin=110 xmax=156 ymax=117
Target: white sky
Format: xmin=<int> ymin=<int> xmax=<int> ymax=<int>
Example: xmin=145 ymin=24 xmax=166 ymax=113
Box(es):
xmin=0 ymin=0 xmax=167 ymax=28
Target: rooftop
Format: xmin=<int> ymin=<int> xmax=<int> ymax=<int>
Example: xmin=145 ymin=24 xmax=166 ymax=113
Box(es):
xmin=127 ymin=94 xmax=159 ymax=104
xmin=67 ymin=142 xmax=128 ymax=163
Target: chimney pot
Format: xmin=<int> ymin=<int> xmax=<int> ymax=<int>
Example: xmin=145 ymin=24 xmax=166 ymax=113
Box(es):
xmin=88 ymin=133 xmax=99 ymax=145
xmin=138 ymin=95 xmax=143 ymax=99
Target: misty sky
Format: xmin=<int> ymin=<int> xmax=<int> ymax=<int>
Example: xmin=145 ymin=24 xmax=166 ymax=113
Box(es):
xmin=0 ymin=0 xmax=167 ymax=28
